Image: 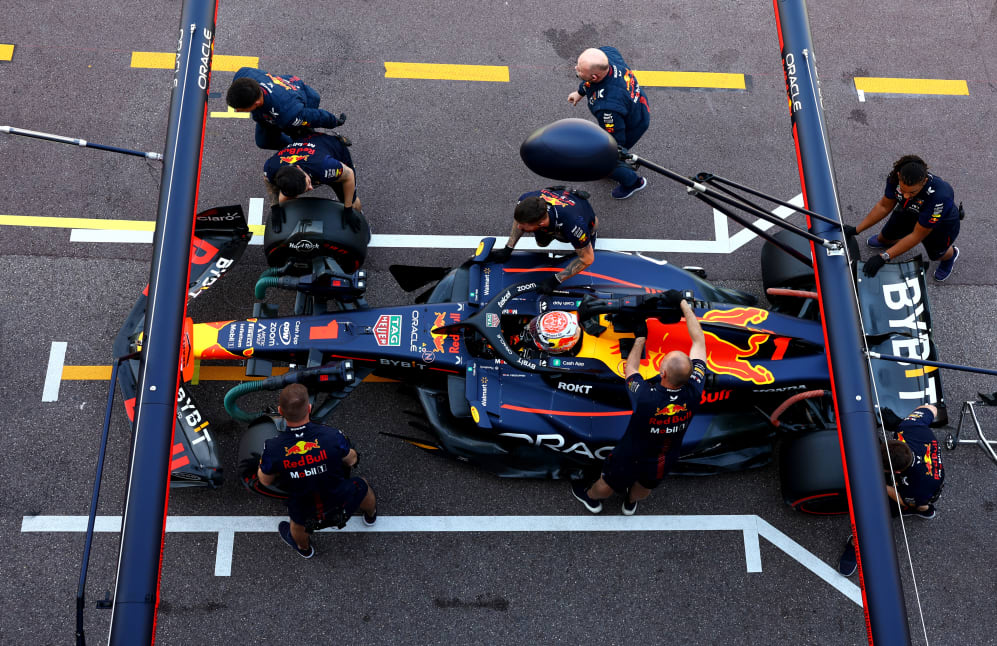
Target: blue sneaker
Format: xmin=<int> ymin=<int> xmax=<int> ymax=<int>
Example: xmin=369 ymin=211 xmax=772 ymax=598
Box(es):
xmin=611 ymin=177 xmax=647 ymax=200
xmin=571 ymin=482 xmax=602 ymax=514
xmin=278 ymin=521 xmax=314 ymax=559
xmin=933 ymin=247 xmax=959 ymax=281
xmin=866 ymin=234 xmax=888 ymax=249
xmin=838 ymin=536 xmax=857 ymax=577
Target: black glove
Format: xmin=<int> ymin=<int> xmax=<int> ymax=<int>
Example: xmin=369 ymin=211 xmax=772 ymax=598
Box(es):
xmin=662 ymin=289 xmax=684 ymax=307
xmin=842 ymin=225 xmax=858 ymax=237
xmin=335 ymin=113 xmax=347 ymax=127
xmin=238 ymin=453 xmax=261 ymax=479
xmin=633 ymin=318 xmax=648 ymax=338
xmin=863 ymin=254 xmax=887 ymax=277
xmin=342 ymin=206 xmax=363 ymax=233
xmin=538 ymin=274 xmax=562 ymax=294
xmin=487 ymin=245 xmax=513 ymax=263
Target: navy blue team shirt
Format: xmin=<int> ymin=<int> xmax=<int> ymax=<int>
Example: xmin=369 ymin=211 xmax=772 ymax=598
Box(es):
xmin=616 ymin=358 xmax=708 ymax=478
xmin=234 ymin=67 xmax=339 ymax=130
xmin=893 ymin=408 xmax=944 ymax=507
xmin=260 ymin=421 xmax=351 ymax=498
xmin=263 ymin=133 xmax=353 ymax=188
xmin=576 ymin=46 xmax=651 ymax=148
xmin=518 ymin=188 xmax=597 ymax=249
xmin=884 ymin=174 xmax=959 ymax=231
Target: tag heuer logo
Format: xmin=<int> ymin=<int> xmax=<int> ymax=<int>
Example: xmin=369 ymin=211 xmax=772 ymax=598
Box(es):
xmin=485 ymin=313 xmax=500 ymax=328
xmin=373 ymin=315 xmax=402 ymax=346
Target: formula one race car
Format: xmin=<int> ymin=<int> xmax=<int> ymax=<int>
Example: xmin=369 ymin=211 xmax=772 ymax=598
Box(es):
xmin=114 ymin=195 xmax=945 ymax=513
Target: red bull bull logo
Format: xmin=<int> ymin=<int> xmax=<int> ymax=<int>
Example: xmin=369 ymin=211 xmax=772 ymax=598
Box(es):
xmin=283 ymin=439 xmax=328 ymax=469
xmin=701 ymin=307 xmax=770 ymax=327
xmin=540 ymin=189 xmax=575 ymax=207
xmin=704 ymin=332 xmax=775 ymax=385
xmin=285 ymin=439 xmax=321 ymax=456
xmin=279 ymin=154 xmax=308 ymax=164
xmin=429 ymin=311 xmax=461 ymax=353
xmin=656 ymin=403 xmax=688 ymax=416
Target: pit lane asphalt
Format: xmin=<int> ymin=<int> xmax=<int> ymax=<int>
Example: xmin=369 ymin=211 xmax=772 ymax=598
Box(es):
xmin=2 ymin=1 xmax=996 ymax=645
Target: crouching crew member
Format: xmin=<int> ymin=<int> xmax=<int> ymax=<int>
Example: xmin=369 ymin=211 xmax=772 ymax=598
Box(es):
xmin=257 ymin=384 xmax=377 ymax=558
xmin=489 ymin=187 xmax=598 ymax=293
xmin=846 ymin=155 xmax=962 ymax=281
xmin=838 ymin=404 xmax=944 ymax=576
xmin=227 ymin=67 xmax=346 ymax=150
xmin=572 ymin=295 xmax=708 ymax=515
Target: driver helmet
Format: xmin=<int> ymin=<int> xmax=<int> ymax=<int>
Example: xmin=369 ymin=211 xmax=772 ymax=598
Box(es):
xmin=528 ymin=310 xmax=581 ymax=354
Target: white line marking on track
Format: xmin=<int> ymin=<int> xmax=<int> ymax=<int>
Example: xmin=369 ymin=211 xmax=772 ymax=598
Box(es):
xmin=857 ymin=89 xmax=866 ymax=102
xmin=43 ymin=342 xmax=67 ymax=402
xmin=21 ymin=513 xmax=862 ymax=604
xmin=247 ymin=197 xmax=264 ymax=246
xmin=68 ymin=194 xmax=803 ymax=253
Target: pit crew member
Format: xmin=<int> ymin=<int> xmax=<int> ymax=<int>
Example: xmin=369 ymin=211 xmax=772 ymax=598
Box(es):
xmin=488 ymin=187 xmax=598 ymax=293
xmin=845 ymin=155 xmax=962 ymax=281
xmin=263 ymin=131 xmax=363 ymax=231
xmin=838 ymin=404 xmax=944 ymax=576
xmin=567 ymin=47 xmax=651 ymax=199
xmin=227 ymin=67 xmax=346 ymax=150
xmin=257 ymin=384 xmax=377 ymax=558
xmin=572 ymin=295 xmax=707 ymax=515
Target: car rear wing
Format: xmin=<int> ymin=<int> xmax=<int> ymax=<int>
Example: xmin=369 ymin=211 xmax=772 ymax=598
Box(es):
xmin=856 ymin=258 xmax=946 ymax=424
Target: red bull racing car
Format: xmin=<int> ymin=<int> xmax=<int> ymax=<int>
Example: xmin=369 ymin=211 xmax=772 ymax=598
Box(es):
xmin=114 ymin=196 xmax=945 ymax=513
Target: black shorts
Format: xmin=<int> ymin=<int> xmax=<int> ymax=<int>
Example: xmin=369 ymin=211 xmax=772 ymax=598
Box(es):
xmin=880 ymin=212 xmax=959 ymax=260
xmin=601 ymin=451 xmax=675 ymax=494
xmin=286 ymin=477 xmax=369 ymax=525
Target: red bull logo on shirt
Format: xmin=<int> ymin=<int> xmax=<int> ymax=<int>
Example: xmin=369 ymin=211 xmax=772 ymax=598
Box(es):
xmin=283 ymin=439 xmax=327 ymax=469
xmin=655 ymin=403 xmax=688 ymax=417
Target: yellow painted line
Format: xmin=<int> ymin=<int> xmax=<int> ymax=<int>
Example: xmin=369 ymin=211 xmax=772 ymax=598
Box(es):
xmin=384 ymin=62 xmax=509 ymax=82
xmin=634 ymin=70 xmax=745 ymax=90
xmin=210 ymin=105 xmax=251 ymax=119
xmin=904 ymin=365 xmax=939 ymax=379
xmin=0 ymin=44 xmax=14 ymax=61
xmin=0 ymin=214 xmax=264 ymax=236
xmin=62 ymin=364 xmax=397 ymax=383
xmin=131 ymin=51 xmax=175 ymax=69
xmin=213 ymin=55 xmax=258 ymax=72
xmin=131 ymin=52 xmax=258 ymax=71
xmin=854 ymin=77 xmax=969 ymax=96
xmin=0 ymin=214 xmax=155 ymax=231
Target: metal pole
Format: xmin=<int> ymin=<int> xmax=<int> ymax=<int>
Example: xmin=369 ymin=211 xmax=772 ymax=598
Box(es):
xmin=773 ymin=1 xmax=911 ymax=644
xmin=868 ymin=352 xmax=997 ymax=378
xmin=107 ymin=1 xmax=217 ymax=643
xmin=0 ymin=125 xmax=163 ymax=160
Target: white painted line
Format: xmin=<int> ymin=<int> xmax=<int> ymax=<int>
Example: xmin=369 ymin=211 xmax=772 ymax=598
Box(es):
xmin=68 ymin=194 xmax=803 ymax=254
xmin=71 ymin=229 xmax=154 ymax=244
xmin=857 ymin=89 xmax=866 ymax=102
xmin=726 ymin=195 xmax=804 ymax=253
xmin=755 ymin=516 xmax=863 ymax=606
xmin=743 ymin=517 xmax=762 ymax=573
xmin=247 ymin=197 xmax=264 ymax=246
xmin=43 ymin=342 xmax=68 ymax=402
xmin=21 ymin=513 xmax=862 ymax=604
xmin=215 ymin=530 xmax=234 ymax=576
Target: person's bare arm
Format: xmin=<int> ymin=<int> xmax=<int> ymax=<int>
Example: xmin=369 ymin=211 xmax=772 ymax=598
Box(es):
xmin=855 ymin=196 xmax=897 ymax=233
xmin=342 ymin=448 xmax=358 ymax=467
xmin=880 ymin=223 xmax=931 ymax=259
xmin=257 ymin=467 xmax=276 ymax=486
xmin=503 ymin=222 xmax=524 ymax=250
xmin=624 ymin=337 xmax=645 ymax=378
xmin=555 ymin=244 xmax=594 ymax=283
xmin=682 ymin=300 xmax=706 ymax=362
